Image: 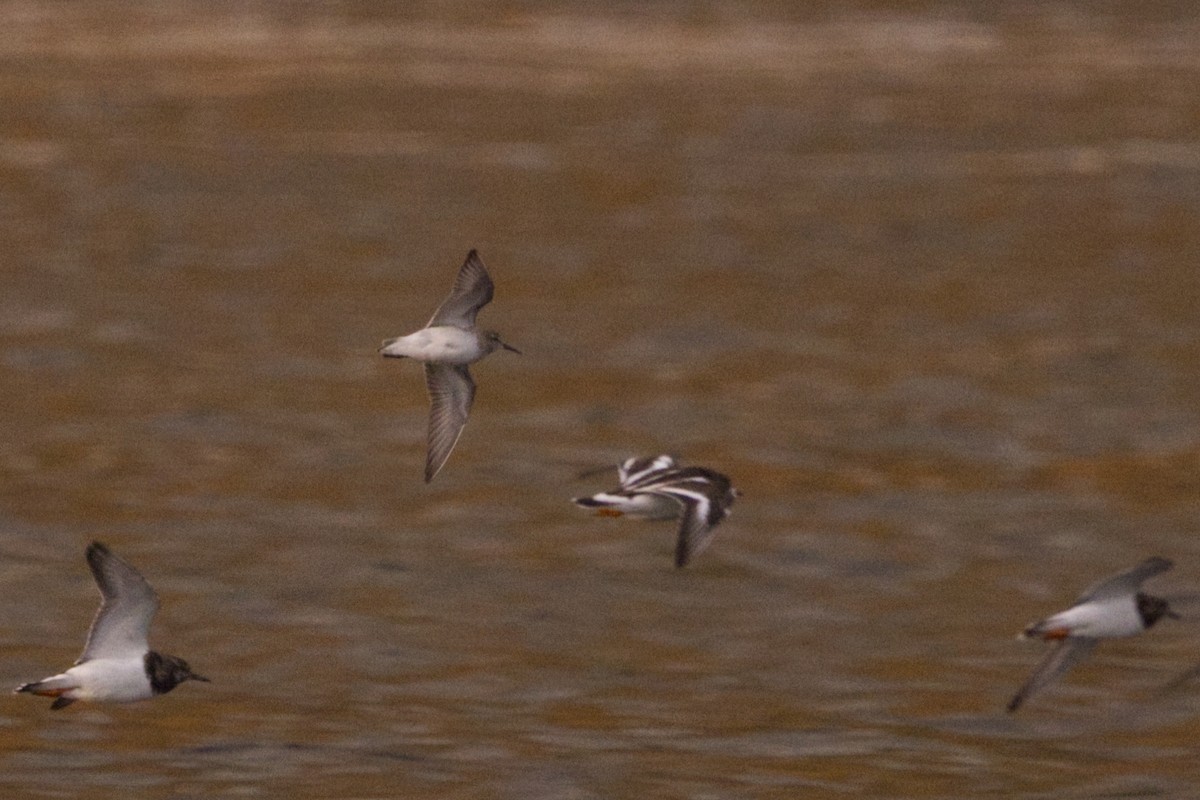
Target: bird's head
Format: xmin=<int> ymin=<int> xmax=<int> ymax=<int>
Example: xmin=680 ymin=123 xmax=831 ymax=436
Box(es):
xmin=483 ymin=331 xmax=521 ymax=355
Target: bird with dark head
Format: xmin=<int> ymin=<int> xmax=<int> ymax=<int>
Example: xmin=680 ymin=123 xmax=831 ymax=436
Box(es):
xmin=1008 ymin=557 xmax=1178 ymax=712
xmin=14 ymin=542 xmax=209 ymax=710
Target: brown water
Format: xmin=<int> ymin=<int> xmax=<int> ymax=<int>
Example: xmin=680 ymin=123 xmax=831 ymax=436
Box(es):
xmin=3 ymin=4 xmax=1200 ymax=798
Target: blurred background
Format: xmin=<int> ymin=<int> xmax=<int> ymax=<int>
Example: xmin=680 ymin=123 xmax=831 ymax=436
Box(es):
xmin=2 ymin=2 xmax=1200 ymax=798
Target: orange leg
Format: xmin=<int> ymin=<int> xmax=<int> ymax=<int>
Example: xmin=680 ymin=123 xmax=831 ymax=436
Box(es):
xmin=595 ymin=508 xmax=624 ymax=518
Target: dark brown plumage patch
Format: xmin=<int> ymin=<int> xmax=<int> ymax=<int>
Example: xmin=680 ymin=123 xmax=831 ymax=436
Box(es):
xmin=145 ymin=651 xmax=208 ymax=694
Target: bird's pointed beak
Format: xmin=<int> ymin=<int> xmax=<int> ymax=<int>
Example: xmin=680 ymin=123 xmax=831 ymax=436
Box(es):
xmin=190 ymin=673 xmax=211 ymax=683
xmin=501 ymin=341 xmax=521 ymax=354
xmin=1168 ymin=609 xmax=1182 ymax=620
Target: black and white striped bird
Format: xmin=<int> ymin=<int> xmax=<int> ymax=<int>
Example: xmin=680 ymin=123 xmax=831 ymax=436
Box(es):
xmin=574 ymin=455 xmax=739 ymax=567
xmin=1008 ymin=556 xmax=1178 ymax=712
xmin=14 ymin=542 xmax=209 ymax=710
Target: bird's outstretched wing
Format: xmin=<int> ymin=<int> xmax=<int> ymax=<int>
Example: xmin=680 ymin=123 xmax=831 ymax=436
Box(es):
xmin=424 ymin=363 xmax=475 ymax=482
xmin=649 ymin=469 xmax=734 ymax=568
xmin=1077 ymin=557 xmax=1173 ymax=603
xmin=427 ymin=250 xmax=494 ymax=328
xmin=79 ymin=542 xmax=160 ymax=663
xmin=1007 ymin=638 xmax=1097 ymax=712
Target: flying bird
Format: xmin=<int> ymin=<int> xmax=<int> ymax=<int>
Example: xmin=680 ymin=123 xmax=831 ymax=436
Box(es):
xmin=574 ymin=455 xmax=738 ymax=567
xmin=380 ymin=250 xmax=519 ymax=482
xmin=1008 ymin=556 xmax=1178 ymax=712
xmin=15 ymin=542 xmax=209 ymax=710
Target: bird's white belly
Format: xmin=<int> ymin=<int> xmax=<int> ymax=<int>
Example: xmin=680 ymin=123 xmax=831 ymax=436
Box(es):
xmin=593 ymin=492 xmax=681 ymax=520
xmin=381 ymin=327 xmax=482 ymax=363
xmin=1049 ymin=600 xmax=1143 ymax=638
xmin=66 ymin=657 xmax=153 ymax=703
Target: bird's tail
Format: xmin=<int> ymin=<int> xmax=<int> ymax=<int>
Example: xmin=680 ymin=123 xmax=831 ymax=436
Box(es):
xmin=15 ymin=675 xmax=79 ymax=710
xmin=379 ymin=338 xmax=407 ymax=358
xmin=573 ymin=496 xmax=607 ymax=508
xmin=14 ymin=674 xmax=76 ymax=696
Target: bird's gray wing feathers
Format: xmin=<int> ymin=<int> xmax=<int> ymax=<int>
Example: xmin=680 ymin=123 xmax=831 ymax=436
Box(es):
xmin=1007 ymin=638 xmax=1097 ymax=712
xmin=79 ymin=542 xmax=160 ymax=663
xmin=427 ymin=250 xmax=494 ymax=328
xmin=1077 ymin=557 xmax=1173 ymax=603
xmin=424 ymin=363 xmax=475 ymax=482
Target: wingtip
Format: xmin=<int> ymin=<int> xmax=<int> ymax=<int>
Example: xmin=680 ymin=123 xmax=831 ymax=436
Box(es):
xmin=463 ymin=249 xmax=485 ymax=271
xmin=674 ymin=534 xmax=692 ymax=568
xmin=85 ymin=541 xmax=111 ymax=566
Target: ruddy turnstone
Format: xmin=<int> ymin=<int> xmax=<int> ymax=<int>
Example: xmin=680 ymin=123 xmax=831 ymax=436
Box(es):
xmin=574 ymin=455 xmax=738 ymax=567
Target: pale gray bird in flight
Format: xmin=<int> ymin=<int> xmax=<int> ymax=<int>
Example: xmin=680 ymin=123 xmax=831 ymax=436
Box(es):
xmin=380 ymin=250 xmax=520 ymax=482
